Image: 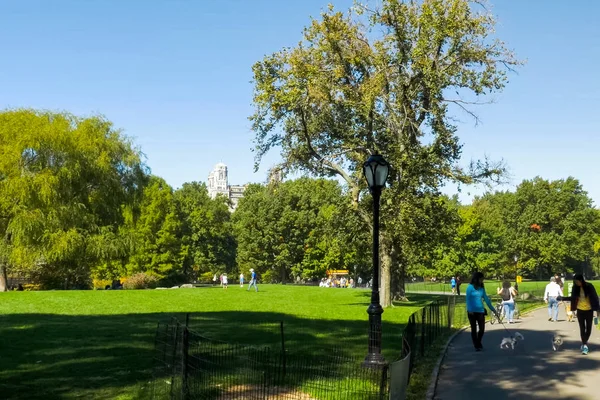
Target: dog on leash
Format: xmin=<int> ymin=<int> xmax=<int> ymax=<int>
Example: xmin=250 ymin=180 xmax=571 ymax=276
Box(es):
xmin=500 ymin=332 xmax=525 ymax=349
xmin=565 ymin=302 xmax=574 ymax=322
xmin=552 ymin=334 xmax=564 ymax=351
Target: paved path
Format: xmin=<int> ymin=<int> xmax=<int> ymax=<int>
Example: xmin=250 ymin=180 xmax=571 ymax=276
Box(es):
xmin=435 ymin=307 xmax=600 ymax=400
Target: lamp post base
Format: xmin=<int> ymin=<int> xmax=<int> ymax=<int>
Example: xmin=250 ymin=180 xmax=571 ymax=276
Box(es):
xmin=362 ymin=353 xmax=387 ymax=368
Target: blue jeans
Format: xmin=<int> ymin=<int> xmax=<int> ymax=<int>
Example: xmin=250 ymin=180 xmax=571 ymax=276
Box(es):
xmin=548 ymin=297 xmax=559 ymax=321
xmin=247 ymin=279 xmax=258 ymax=292
xmin=503 ymin=301 xmax=515 ymax=322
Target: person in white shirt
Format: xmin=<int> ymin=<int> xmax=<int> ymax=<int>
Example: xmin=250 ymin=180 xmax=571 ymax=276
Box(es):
xmin=239 ymin=273 xmax=244 ymax=287
xmin=222 ymin=274 xmax=228 ymax=290
xmin=544 ymin=277 xmax=562 ymax=322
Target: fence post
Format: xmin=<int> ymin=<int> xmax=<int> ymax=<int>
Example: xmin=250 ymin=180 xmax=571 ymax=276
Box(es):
xmin=420 ymin=308 xmax=426 ymax=356
xmin=379 ymin=363 xmax=389 ymax=399
xmin=447 ymin=296 xmax=452 ymax=330
xmin=170 ymin=322 xmax=180 ymax=399
xmin=280 ymin=321 xmax=286 ymax=379
xmin=181 ymin=313 xmax=190 ymax=400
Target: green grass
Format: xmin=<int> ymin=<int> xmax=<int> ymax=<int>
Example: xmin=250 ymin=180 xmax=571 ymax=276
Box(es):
xmin=0 ymin=285 xmax=432 ymax=400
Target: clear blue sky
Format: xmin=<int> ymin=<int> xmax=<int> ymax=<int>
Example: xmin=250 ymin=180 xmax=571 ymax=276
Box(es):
xmin=1 ymin=0 xmax=599 ymax=205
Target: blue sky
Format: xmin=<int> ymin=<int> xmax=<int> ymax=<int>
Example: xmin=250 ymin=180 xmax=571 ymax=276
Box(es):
xmin=1 ymin=0 xmax=599 ymax=205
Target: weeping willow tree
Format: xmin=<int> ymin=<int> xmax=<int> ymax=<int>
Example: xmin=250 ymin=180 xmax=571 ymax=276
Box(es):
xmin=249 ymin=0 xmax=521 ymax=306
xmin=0 ymin=109 xmax=148 ymax=290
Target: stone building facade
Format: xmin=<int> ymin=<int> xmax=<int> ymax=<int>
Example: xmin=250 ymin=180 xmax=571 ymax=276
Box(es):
xmin=207 ymin=162 xmax=246 ymax=211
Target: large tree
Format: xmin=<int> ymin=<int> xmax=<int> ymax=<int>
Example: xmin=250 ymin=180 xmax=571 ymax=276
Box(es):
xmin=233 ymin=178 xmax=369 ymax=282
xmin=0 ymin=109 xmax=147 ymax=290
xmin=174 ymin=182 xmax=236 ymax=278
xmin=249 ymin=0 xmax=519 ymax=305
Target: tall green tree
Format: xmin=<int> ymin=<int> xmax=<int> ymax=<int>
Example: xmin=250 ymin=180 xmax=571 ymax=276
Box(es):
xmin=123 ymin=176 xmax=183 ymax=281
xmin=249 ymin=0 xmax=520 ymax=305
xmin=174 ymin=182 xmax=236 ymax=278
xmin=0 ymin=109 xmax=147 ymax=290
xmin=233 ymin=178 xmax=368 ymax=282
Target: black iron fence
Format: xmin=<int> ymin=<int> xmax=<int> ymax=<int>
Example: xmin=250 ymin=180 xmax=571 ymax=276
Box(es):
xmin=146 ymin=296 xmax=461 ymax=400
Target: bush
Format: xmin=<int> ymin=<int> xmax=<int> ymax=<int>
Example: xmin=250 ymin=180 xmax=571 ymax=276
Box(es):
xmin=92 ymin=279 xmax=113 ymax=290
xmin=262 ymin=270 xmax=276 ymax=284
xmin=199 ymin=271 xmax=215 ymax=283
xmin=22 ymin=283 xmax=41 ymax=291
xmin=122 ymin=273 xmax=159 ymax=290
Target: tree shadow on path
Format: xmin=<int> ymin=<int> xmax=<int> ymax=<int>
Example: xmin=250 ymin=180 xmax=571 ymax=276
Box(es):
xmin=435 ymin=312 xmax=600 ymax=400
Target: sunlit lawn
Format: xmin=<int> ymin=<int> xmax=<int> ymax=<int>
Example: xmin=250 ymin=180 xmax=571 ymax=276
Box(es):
xmin=0 ymin=285 xmax=432 ymax=399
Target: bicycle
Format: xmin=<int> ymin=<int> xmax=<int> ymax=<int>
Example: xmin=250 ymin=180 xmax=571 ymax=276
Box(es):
xmin=490 ymin=302 xmax=504 ymax=325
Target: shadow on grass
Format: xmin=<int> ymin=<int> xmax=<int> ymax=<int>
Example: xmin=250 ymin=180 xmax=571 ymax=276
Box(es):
xmin=0 ymin=310 xmax=416 ymax=400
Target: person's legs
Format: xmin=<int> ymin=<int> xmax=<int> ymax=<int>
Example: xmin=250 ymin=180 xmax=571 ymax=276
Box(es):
xmin=577 ymin=309 xmax=590 ymax=345
xmin=581 ymin=310 xmax=593 ymax=345
xmin=468 ymin=312 xmax=480 ymax=349
xmin=507 ymin=302 xmax=515 ymax=322
xmin=476 ymin=312 xmax=486 ymax=347
xmin=551 ymin=298 xmax=559 ymax=321
xmin=548 ymin=299 xmax=553 ymax=320
xmin=503 ymin=303 xmax=510 ymax=321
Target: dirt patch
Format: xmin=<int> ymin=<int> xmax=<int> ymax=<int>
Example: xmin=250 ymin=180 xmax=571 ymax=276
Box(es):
xmin=216 ymin=384 xmax=316 ymax=399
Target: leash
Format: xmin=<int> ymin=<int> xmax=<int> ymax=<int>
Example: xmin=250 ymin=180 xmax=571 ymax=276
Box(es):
xmin=494 ymin=310 xmax=514 ymax=338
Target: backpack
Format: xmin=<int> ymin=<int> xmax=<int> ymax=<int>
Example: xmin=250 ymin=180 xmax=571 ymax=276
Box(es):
xmin=501 ymin=288 xmax=512 ymax=301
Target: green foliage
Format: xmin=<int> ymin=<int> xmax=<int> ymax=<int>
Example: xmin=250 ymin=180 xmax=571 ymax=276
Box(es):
xmin=423 ymin=177 xmax=600 ymax=280
xmin=174 ymin=181 xmax=236 ymax=276
xmin=233 ymin=178 xmax=370 ymax=282
xmin=122 ymin=176 xmax=183 ymax=280
xmin=0 ymin=109 xmax=148 ymax=290
xmin=249 ymin=0 xmax=521 ymax=305
xmin=122 ymin=272 xmax=159 ymax=289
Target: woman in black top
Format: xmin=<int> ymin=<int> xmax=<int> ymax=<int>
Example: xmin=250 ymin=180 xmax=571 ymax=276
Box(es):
xmin=558 ymin=274 xmax=600 ymax=355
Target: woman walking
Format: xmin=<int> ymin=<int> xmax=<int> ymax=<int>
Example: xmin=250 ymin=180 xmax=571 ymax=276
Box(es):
xmin=466 ymin=272 xmax=499 ymax=351
xmin=558 ymin=274 xmax=600 ymax=355
xmin=497 ymin=281 xmax=518 ymax=323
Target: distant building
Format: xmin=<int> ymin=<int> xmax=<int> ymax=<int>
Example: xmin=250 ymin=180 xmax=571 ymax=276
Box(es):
xmin=207 ymin=163 xmax=246 ymax=211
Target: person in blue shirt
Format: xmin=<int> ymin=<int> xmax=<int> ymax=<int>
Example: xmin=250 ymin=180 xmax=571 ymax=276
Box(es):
xmin=466 ymin=272 xmax=498 ymax=351
xmin=450 ymin=277 xmax=456 ymax=295
xmin=247 ymin=268 xmax=258 ymax=292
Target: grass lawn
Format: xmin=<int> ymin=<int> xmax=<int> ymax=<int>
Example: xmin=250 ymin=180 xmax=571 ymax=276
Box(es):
xmin=0 ymin=285 xmax=435 ymax=400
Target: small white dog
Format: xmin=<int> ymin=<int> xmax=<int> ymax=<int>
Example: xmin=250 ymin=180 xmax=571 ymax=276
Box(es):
xmin=500 ymin=332 xmax=525 ymax=349
xmin=552 ymin=334 xmax=563 ymax=351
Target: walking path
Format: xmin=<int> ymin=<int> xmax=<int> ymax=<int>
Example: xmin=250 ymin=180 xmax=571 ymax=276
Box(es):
xmin=434 ymin=307 xmax=600 ymax=400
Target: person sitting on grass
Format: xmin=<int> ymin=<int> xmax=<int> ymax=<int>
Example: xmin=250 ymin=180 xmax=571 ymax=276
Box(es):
xmin=558 ymin=274 xmax=600 ymax=355
xmin=466 ymin=272 xmax=499 ymax=352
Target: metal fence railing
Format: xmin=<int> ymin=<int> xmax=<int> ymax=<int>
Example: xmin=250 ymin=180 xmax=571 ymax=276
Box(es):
xmin=146 ymin=296 xmax=464 ymax=400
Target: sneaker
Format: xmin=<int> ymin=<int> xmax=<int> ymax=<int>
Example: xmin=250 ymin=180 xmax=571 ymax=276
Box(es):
xmin=583 ymin=345 xmax=589 ymax=355
xmin=548 ymin=318 xmax=553 ymax=321
xmin=475 ymin=347 xmax=482 ymax=352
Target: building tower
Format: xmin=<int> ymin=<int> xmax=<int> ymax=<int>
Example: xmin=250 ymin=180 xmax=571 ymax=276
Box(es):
xmin=207 ymin=162 xmax=229 ymax=199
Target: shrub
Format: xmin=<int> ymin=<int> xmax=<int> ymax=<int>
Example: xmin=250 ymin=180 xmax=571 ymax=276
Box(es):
xmin=261 ymin=270 xmax=276 ymax=283
xmin=122 ymin=273 xmax=159 ymax=290
xmin=92 ymin=279 xmax=113 ymax=290
xmin=199 ymin=271 xmax=215 ymax=283
xmin=22 ymin=283 xmax=41 ymax=291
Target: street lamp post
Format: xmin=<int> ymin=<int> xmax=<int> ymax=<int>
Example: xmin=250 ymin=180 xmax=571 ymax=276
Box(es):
xmin=362 ymin=154 xmax=389 ymax=367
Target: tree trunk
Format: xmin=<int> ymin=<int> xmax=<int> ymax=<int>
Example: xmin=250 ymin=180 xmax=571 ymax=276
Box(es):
xmin=0 ymin=264 xmax=8 ymax=292
xmin=391 ymin=244 xmax=408 ymax=301
xmin=379 ymin=233 xmax=393 ymax=308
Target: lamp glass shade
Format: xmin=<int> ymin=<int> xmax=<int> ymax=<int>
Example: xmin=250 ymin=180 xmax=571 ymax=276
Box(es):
xmin=363 ymin=154 xmax=389 ymax=189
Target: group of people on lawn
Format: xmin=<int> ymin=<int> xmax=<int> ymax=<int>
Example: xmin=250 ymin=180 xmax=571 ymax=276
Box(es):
xmin=213 ymin=269 xmax=259 ymax=291
xmin=319 ymin=276 xmax=355 ymax=288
